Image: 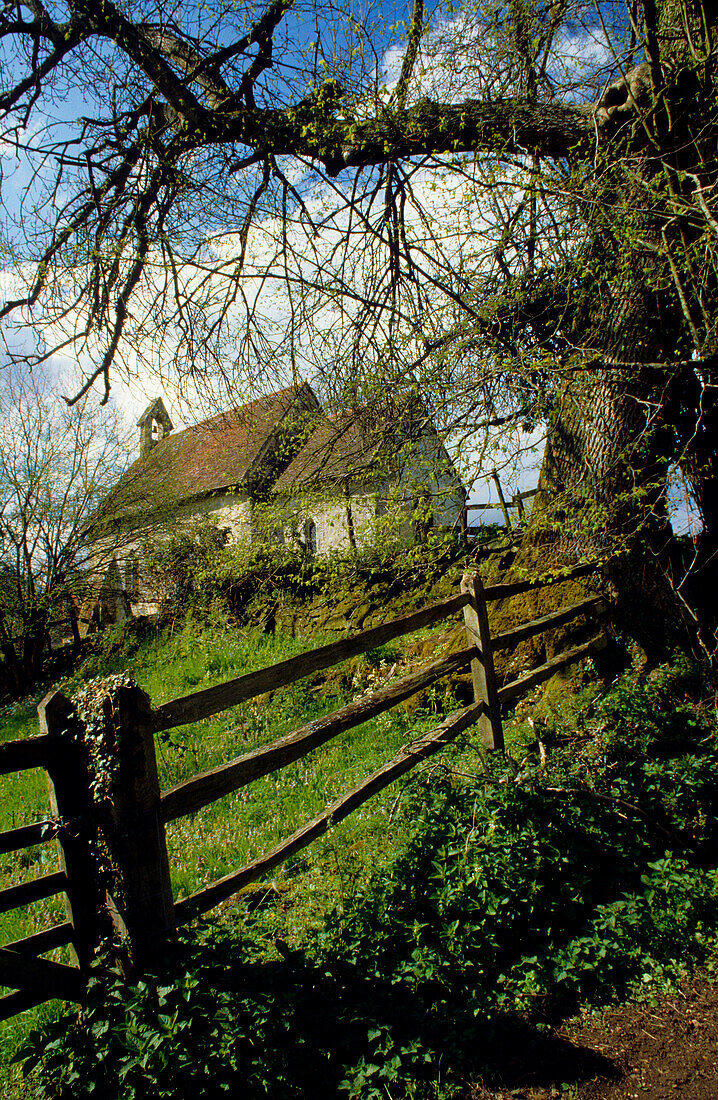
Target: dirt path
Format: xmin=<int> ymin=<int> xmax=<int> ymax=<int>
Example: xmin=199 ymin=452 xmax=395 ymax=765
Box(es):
xmin=468 ymin=975 xmax=718 ymax=1099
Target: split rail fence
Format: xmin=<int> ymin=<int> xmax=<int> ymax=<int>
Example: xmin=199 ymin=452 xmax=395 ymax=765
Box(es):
xmin=0 ymin=567 xmax=607 ymax=1020
xmin=463 ymin=471 xmax=538 ymax=534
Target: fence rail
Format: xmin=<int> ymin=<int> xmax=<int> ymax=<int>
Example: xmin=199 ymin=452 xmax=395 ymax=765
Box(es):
xmin=1 ymin=563 xmax=607 ymax=1020
xmin=0 ymin=734 xmax=55 ymax=775
xmin=174 ymin=699 xmax=487 ymax=925
xmin=161 ymin=646 xmax=475 ymax=823
xmin=0 ymin=820 xmax=58 ymax=855
xmin=151 ymin=591 xmax=469 ymax=732
xmin=464 ymin=473 xmax=538 ymax=531
xmin=492 ymin=596 xmax=605 ymax=649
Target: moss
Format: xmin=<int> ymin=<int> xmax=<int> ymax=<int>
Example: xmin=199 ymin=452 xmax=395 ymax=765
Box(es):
xmin=350 ymin=601 xmax=372 ymax=628
xmin=534 ymin=665 xmax=593 ymax=716
xmin=486 ymin=542 xmax=605 ymax=686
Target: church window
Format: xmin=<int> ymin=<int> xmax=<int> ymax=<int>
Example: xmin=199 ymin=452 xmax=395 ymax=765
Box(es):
xmin=303 ymin=518 xmax=317 ymax=556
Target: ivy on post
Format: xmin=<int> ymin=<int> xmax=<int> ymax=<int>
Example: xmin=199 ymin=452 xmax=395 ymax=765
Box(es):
xmin=460 ymin=573 xmax=504 ymax=751
xmin=40 ymin=689 xmax=103 ymax=973
xmin=106 ymin=684 xmax=175 ymax=971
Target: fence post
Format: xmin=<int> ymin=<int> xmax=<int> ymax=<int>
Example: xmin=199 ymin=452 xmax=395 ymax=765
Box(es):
xmin=106 ymin=683 xmax=175 ymax=969
xmin=461 ymin=573 xmax=504 ymax=751
xmin=491 ymin=469 xmax=512 ymax=531
xmin=40 ymin=690 xmax=103 ymax=972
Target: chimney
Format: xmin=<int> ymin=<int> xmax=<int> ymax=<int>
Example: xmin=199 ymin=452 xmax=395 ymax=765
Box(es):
xmin=137 ymin=398 xmax=173 ymax=457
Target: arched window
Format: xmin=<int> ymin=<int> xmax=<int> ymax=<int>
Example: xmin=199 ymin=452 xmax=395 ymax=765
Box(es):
xmin=303 ymin=518 xmax=317 ymax=556
xmin=125 ymin=552 xmax=140 ymax=600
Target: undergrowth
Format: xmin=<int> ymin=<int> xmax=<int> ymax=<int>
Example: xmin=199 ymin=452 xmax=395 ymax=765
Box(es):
xmin=0 ymin=609 xmax=457 ymax=1096
xmin=14 ymin=654 xmax=718 ymax=1099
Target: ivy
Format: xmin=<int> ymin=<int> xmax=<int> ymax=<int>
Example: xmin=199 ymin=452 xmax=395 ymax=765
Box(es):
xmin=72 ymin=673 xmax=134 ymax=801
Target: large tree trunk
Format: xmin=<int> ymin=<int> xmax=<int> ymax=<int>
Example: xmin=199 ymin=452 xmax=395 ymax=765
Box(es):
xmin=522 ymin=0 xmax=718 ymax=655
xmin=532 ymin=360 xmax=699 ymax=657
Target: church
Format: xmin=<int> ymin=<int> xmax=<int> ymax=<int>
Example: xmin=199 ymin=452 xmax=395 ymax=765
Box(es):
xmin=84 ymin=383 xmax=466 ymax=626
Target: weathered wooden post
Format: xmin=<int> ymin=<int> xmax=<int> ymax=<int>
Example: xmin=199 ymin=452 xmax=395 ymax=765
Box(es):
xmin=106 ymin=684 xmax=175 ymax=969
xmin=491 ymin=469 xmax=512 ymax=531
xmin=512 ymin=493 xmax=526 ymax=524
xmin=40 ymin=690 xmax=103 ymax=972
xmin=461 ymin=573 xmax=504 ymax=751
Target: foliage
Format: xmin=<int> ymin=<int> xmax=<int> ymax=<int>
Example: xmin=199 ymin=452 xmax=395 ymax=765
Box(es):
xmin=136 ymin=508 xmax=468 ymax=626
xmin=72 ymin=673 xmax=136 ymax=800
xmin=140 ymin=519 xmax=233 ymax=615
xmin=0 ymin=369 xmax=130 ymax=697
xmin=16 ymin=656 xmax=718 ymax=1098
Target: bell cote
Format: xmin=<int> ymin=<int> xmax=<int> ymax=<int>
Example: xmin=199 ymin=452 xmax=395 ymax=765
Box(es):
xmin=137 ymin=398 xmax=173 ymax=457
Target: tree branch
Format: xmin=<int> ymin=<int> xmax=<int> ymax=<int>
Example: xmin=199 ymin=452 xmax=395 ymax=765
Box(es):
xmin=202 ymin=98 xmax=595 ymax=173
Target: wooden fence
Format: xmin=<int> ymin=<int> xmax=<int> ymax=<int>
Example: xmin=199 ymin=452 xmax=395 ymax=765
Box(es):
xmin=464 ymin=472 xmax=538 ymax=533
xmin=0 ymin=567 xmax=607 ymax=1020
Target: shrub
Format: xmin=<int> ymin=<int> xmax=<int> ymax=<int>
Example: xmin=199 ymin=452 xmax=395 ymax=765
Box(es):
xmin=18 ymin=659 xmax=718 ymax=1098
xmin=141 ymin=518 xmax=232 ymax=613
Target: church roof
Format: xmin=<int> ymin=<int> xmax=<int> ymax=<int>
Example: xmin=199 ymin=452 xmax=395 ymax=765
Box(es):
xmin=272 ymin=399 xmax=439 ymax=491
xmin=99 ymin=383 xmax=319 ymax=523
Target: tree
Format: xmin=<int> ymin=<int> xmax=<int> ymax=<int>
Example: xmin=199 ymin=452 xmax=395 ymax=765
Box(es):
xmin=0 ymin=369 xmax=129 ymax=696
xmin=1 ymin=0 xmax=716 ymax=647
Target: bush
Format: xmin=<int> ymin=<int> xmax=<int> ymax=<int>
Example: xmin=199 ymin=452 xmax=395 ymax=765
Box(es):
xmin=18 ymin=658 xmax=718 ymax=1098
xmin=141 ymin=519 xmax=232 ymax=613
xmin=137 ymin=510 xmax=469 ymax=626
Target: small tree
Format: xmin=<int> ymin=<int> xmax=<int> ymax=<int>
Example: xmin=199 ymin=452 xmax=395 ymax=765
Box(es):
xmin=0 ymin=369 xmax=129 ymax=697
xmin=140 ymin=517 xmax=231 ymax=614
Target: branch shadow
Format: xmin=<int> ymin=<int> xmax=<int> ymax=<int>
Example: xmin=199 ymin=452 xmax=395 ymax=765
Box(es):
xmin=202 ymin=945 xmax=618 ymax=1097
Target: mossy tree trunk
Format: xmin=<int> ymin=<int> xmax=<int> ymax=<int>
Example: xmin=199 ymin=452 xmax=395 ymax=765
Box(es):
xmin=518 ymin=0 xmax=718 ymax=652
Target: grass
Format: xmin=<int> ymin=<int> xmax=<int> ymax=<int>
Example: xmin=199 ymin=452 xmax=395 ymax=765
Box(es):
xmin=0 ymin=693 xmax=55 ymax=837
xmin=0 ymin=697 xmax=74 ymax=1097
xmin=4 ymin=597 xmax=650 ymax=1099
xmin=11 ymin=650 xmax=718 ymax=1099
xmin=0 ymin=608 xmax=484 ymax=1091
xmin=0 ymin=691 xmax=67 ymax=964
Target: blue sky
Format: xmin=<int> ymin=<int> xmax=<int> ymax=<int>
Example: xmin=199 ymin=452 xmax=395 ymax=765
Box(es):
xmin=0 ymin=1 xmax=701 ymax=531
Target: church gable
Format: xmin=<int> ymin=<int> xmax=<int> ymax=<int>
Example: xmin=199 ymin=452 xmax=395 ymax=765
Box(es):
xmin=98 ymin=384 xmax=320 ymax=528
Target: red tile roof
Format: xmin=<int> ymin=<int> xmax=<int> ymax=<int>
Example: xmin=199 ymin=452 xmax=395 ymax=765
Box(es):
xmin=102 ymin=384 xmax=318 ymax=521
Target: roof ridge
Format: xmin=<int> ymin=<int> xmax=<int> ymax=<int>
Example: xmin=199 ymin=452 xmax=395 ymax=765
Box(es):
xmin=168 ymin=382 xmax=309 ymax=439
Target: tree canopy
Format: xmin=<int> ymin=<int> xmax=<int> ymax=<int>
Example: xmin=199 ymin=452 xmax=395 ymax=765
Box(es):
xmin=1 ymin=0 xmax=717 ymax=649
xmin=0 ymin=0 xmax=633 ymax=397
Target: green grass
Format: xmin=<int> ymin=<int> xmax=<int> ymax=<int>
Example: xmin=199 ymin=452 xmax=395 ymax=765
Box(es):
xmin=0 ymin=694 xmax=53 ymax=835
xmin=0 ymin=695 xmax=74 ymax=1096
xmin=5 ymin=615 xmax=718 ymax=1099
xmin=10 ymin=652 xmax=718 ymax=1099
xmin=2 ymin=608 xmax=611 ymax=1098
xmin=0 ymin=693 xmax=67 ymax=964
xmin=1 ymin=613 xmax=479 ymax=1085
